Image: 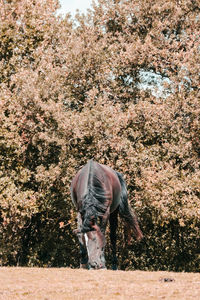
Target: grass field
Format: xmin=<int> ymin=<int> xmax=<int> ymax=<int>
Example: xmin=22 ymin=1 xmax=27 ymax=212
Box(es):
xmin=0 ymin=267 xmax=200 ymax=299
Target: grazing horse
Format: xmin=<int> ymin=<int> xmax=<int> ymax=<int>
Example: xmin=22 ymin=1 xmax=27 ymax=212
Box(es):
xmin=71 ymin=160 xmax=143 ymax=270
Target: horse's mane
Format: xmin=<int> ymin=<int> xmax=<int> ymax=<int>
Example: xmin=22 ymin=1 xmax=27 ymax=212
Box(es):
xmin=81 ymin=160 xmax=109 ymax=233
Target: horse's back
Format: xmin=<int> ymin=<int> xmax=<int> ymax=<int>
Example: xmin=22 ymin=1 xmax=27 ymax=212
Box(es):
xmin=88 ymin=161 xmax=122 ymax=213
xmin=71 ymin=160 xmax=121 ymax=213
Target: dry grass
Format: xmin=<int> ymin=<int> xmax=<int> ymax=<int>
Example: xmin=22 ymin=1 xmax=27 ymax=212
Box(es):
xmin=0 ymin=267 xmax=200 ymax=300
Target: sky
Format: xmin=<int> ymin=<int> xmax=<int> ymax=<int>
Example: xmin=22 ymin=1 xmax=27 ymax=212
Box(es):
xmin=58 ymin=0 xmax=94 ymax=16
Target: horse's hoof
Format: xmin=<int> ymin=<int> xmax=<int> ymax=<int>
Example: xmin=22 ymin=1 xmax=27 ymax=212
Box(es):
xmin=80 ymin=263 xmax=89 ymax=269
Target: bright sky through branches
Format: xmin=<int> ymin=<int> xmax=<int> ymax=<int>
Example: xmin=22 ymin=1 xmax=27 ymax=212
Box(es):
xmin=58 ymin=0 xmax=94 ymax=16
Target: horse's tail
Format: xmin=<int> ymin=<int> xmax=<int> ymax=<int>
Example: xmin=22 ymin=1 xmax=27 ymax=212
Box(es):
xmin=116 ymin=172 xmax=143 ymax=243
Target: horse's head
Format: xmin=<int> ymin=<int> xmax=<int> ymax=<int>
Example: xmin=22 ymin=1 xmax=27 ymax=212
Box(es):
xmin=79 ymin=187 xmax=108 ymax=269
xmin=84 ymin=224 xmax=106 ymax=269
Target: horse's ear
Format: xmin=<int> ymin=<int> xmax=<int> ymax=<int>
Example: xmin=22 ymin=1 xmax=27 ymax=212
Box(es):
xmin=73 ymin=229 xmax=81 ymax=235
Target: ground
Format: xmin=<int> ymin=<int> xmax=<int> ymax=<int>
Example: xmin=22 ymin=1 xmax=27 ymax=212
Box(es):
xmin=0 ymin=267 xmax=200 ymax=299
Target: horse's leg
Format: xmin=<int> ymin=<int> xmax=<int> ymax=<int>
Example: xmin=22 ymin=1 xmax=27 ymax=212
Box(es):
xmin=77 ymin=212 xmax=88 ymax=269
xmin=109 ymin=208 xmax=118 ymax=270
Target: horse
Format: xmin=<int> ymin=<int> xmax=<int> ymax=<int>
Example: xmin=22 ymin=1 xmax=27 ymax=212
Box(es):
xmin=70 ymin=159 xmax=143 ymax=270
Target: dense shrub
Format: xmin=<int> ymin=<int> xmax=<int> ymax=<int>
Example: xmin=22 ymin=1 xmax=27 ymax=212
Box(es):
xmin=0 ymin=0 xmax=199 ymax=271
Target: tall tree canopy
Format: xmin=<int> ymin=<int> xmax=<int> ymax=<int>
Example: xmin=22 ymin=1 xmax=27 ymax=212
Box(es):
xmin=0 ymin=0 xmax=199 ymax=270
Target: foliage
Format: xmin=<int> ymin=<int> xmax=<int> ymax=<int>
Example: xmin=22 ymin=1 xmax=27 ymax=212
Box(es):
xmin=0 ymin=0 xmax=199 ymax=271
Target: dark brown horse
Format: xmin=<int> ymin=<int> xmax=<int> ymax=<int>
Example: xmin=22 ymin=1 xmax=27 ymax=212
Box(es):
xmin=71 ymin=159 xmax=143 ymax=270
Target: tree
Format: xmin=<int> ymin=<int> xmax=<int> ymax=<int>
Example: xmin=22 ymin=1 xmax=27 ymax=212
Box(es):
xmin=0 ymin=0 xmax=199 ymax=270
